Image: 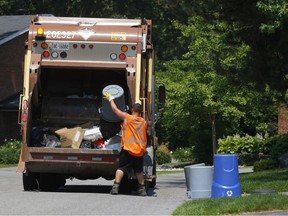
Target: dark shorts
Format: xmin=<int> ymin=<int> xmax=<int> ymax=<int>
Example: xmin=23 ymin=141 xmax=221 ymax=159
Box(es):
xmin=118 ymin=149 xmax=143 ymax=175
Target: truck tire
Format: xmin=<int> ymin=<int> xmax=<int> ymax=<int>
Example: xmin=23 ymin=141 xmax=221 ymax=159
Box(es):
xmin=23 ymin=172 xmax=39 ymax=191
xmin=39 ymin=173 xmax=66 ymax=192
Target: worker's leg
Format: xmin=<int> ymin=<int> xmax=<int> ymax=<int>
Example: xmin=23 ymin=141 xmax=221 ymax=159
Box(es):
xmin=132 ymin=156 xmax=147 ymax=196
xmin=115 ymin=169 xmax=124 ymax=184
xmin=136 ymin=172 xmax=145 ymax=185
xmin=110 ymin=169 xmax=124 ymax=195
xmin=110 ymin=149 xmax=130 ymax=195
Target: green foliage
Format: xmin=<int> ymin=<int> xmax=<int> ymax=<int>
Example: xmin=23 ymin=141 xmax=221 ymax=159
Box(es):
xmin=265 ymin=133 xmax=288 ymax=160
xmin=157 ymin=13 xmax=279 ymax=164
xmin=238 ymin=154 xmax=268 ymax=166
xmin=156 ymin=144 xmax=171 ymax=165
xmin=257 ymin=0 xmax=288 ymax=34
xmin=172 ymin=147 xmax=194 ymax=162
xmin=253 ymin=158 xmax=278 ymax=172
xmin=0 ymin=139 xmax=21 ymax=164
xmin=218 ymin=133 xmax=288 ymax=166
xmin=217 ymin=134 xmax=269 ymax=155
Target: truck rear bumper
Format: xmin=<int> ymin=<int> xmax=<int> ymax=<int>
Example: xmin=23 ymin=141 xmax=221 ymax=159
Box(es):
xmin=25 ymin=147 xmax=119 ymax=179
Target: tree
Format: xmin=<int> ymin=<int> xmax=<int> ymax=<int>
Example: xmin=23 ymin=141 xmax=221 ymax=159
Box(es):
xmin=0 ymin=0 xmax=284 ymax=162
xmin=157 ymin=15 xmax=279 ymax=163
xmin=257 ymin=0 xmax=288 ymax=34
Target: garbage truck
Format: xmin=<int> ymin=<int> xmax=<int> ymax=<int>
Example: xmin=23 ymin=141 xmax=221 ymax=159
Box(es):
xmin=17 ymin=15 xmax=165 ymax=192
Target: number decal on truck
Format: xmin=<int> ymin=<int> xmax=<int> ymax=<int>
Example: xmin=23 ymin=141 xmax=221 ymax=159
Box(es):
xmin=46 ymin=31 xmax=76 ymax=39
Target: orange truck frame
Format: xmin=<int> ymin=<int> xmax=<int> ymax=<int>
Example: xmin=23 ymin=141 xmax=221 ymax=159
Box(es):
xmin=17 ymin=15 xmax=165 ymax=192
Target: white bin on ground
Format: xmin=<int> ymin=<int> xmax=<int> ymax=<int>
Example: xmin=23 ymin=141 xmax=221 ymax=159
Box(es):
xmin=184 ymin=163 xmax=213 ymax=199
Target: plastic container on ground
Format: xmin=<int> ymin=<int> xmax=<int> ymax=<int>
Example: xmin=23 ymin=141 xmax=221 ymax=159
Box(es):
xmin=100 ymin=85 xmax=126 ymax=122
xmin=211 ymin=154 xmax=241 ymax=198
xmin=184 ymin=163 xmax=213 ymax=199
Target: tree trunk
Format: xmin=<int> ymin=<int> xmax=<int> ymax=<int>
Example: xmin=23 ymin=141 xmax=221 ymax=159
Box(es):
xmin=211 ymin=114 xmax=217 ymax=155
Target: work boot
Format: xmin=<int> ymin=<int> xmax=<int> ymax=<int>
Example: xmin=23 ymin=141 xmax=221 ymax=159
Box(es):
xmin=131 ymin=184 xmax=147 ymax=196
xmin=110 ymin=182 xmax=120 ymax=195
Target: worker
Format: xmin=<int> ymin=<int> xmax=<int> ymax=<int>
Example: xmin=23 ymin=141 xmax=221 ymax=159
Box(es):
xmin=103 ymin=92 xmax=147 ymax=196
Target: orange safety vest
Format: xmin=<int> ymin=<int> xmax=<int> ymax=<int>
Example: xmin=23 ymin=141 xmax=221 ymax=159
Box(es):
xmin=121 ymin=114 xmax=147 ymax=156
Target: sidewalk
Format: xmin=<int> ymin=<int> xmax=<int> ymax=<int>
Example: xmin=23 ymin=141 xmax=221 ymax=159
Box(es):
xmin=239 ymin=166 xmax=253 ymax=174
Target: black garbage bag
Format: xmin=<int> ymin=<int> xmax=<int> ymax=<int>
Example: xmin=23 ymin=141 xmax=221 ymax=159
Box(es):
xmin=43 ymin=134 xmax=61 ymax=148
xmin=80 ymin=140 xmax=92 ymax=149
xmin=99 ymin=118 xmax=121 ymax=140
xmin=30 ymin=127 xmax=60 ymax=147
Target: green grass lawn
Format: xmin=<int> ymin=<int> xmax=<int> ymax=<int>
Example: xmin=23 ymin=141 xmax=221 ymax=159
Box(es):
xmin=241 ymin=168 xmax=288 ymax=193
xmin=0 ymin=164 xmax=17 ymax=168
xmin=173 ymin=168 xmax=288 ymax=215
xmin=173 ymin=194 xmax=288 ymax=215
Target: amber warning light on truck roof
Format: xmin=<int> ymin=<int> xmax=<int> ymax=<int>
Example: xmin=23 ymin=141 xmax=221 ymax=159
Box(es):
xmin=37 ymin=27 xmax=44 ymax=37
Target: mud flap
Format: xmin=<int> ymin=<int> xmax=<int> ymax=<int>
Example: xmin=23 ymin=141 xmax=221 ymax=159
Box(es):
xmin=143 ymin=145 xmax=156 ymax=188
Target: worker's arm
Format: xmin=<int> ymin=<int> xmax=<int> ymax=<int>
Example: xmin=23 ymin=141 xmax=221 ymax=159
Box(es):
xmin=104 ymin=92 xmax=127 ymax=120
xmin=110 ymin=99 xmax=127 ymax=120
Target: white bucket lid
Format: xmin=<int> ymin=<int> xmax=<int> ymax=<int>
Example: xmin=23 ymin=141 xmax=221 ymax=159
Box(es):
xmin=102 ymin=85 xmax=124 ymax=98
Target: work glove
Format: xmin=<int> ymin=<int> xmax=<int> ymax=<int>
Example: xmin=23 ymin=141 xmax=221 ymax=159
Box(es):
xmin=103 ymin=92 xmax=115 ymax=102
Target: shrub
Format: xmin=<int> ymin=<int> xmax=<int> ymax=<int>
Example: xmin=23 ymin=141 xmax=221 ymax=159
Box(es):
xmin=265 ymin=133 xmax=288 ymax=160
xmin=253 ymin=159 xmax=278 ymax=172
xmin=0 ymin=139 xmax=22 ymax=164
xmin=172 ymin=147 xmax=194 ymax=162
xmin=217 ymin=134 xmax=269 ymax=155
xmin=156 ymin=144 xmax=171 ymax=165
xmin=238 ymin=153 xmax=270 ymax=166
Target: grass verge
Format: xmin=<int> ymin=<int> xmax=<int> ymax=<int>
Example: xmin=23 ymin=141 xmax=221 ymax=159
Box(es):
xmin=173 ymin=168 xmax=288 ymax=215
xmin=241 ymin=168 xmax=288 ymax=193
xmin=173 ymin=194 xmax=288 ymax=215
xmin=157 ymin=170 xmax=183 ymax=175
xmin=0 ymin=164 xmax=17 ymax=168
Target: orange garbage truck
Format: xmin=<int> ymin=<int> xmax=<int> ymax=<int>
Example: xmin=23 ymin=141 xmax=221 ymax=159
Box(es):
xmin=17 ymin=15 xmax=165 ymax=192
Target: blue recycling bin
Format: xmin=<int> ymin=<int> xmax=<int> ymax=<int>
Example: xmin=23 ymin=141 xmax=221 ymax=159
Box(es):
xmin=211 ymin=154 xmax=241 ymax=198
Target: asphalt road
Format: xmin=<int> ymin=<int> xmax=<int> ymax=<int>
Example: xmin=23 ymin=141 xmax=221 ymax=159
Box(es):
xmin=0 ymin=167 xmax=188 ymax=215
xmin=2 ymin=166 xmax=286 ymax=215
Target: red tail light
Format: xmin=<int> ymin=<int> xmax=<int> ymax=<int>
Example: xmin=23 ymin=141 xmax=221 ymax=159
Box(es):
xmin=22 ymin=100 xmax=28 ymax=122
xmin=22 ymin=111 xmax=27 ymax=122
xmin=119 ymin=53 xmax=126 ymax=60
xmin=43 ymin=51 xmax=50 ymax=58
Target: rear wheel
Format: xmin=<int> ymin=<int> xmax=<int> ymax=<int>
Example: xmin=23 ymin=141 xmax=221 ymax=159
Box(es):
xmin=39 ymin=173 xmax=66 ymax=192
xmin=23 ymin=172 xmax=39 ymax=191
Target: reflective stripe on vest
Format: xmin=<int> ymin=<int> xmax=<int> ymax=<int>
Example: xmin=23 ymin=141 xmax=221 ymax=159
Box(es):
xmin=122 ymin=116 xmax=146 ymax=146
